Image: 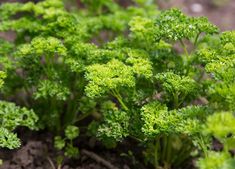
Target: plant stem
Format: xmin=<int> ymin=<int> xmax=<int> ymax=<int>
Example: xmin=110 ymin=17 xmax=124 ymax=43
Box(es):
xmin=177 ymin=94 xmax=187 ymax=108
xmin=194 ymin=33 xmax=201 ymax=46
xmin=166 ymin=135 xmax=172 ymax=168
xmin=75 ymin=111 xmax=93 ymax=123
xmin=162 ymin=135 xmax=167 ymax=164
xmin=180 ymin=40 xmax=189 ymax=57
xmin=198 ymin=134 xmax=208 ymax=158
xmin=174 ymin=144 xmax=193 ymax=167
xmin=154 ymin=137 xmax=159 ymax=169
xmin=173 ymin=92 xmax=179 ymax=109
xmin=64 ymin=73 xmax=82 ymax=126
xmin=111 ymin=89 xmax=129 ymax=111
xmin=180 ymin=40 xmax=191 ymax=75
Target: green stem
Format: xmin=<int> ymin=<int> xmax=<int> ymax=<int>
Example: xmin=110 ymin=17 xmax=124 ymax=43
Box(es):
xmin=194 ymin=33 xmax=201 ymax=46
xmin=64 ymin=74 xmax=82 ymax=126
xmin=177 ymin=93 xmax=187 ymax=108
xmin=49 ymin=98 xmax=60 ymax=133
xmin=180 ymin=40 xmax=191 ymax=75
xmin=74 ymin=111 xmax=93 ymax=123
xmin=180 ymin=40 xmax=189 ymax=57
xmin=173 ymin=92 xmax=179 ymax=109
xmin=154 ymin=138 xmax=160 ymax=169
xmin=166 ymin=136 xmax=172 ymax=168
xmin=198 ymin=134 xmax=208 ymax=158
xmin=45 ymin=54 xmax=54 ymax=77
xmin=162 ymin=135 xmax=168 ymax=164
xmin=174 ymin=146 xmax=192 ymax=166
xmin=23 ymin=83 xmax=35 ymax=106
xmin=128 ymin=135 xmax=142 ymax=142
xmin=111 ymin=89 xmax=129 ymax=111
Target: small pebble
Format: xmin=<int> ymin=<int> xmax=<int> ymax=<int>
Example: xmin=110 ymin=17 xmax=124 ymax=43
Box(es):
xmin=123 ymin=164 xmax=130 ymax=169
xmin=62 ymin=165 xmax=70 ymax=169
xmin=191 ymin=3 xmax=203 ymax=13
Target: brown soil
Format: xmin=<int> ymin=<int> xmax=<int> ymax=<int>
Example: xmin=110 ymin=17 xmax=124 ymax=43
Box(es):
xmin=0 ymin=130 xmax=146 ymax=169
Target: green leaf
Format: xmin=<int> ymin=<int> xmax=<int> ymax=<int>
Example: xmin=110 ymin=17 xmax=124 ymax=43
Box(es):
xmin=206 ymin=112 xmax=235 ymax=140
xmin=0 ymin=128 xmax=21 ymax=149
xmin=0 ymin=71 xmax=6 ymax=89
xmin=224 ymin=137 xmax=235 ymax=150
xmin=34 ymin=80 xmax=70 ymax=101
xmin=65 ymin=125 xmax=79 ymax=140
xmin=126 ymin=49 xmax=153 ymax=78
xmin=197 ymin=152 xmax=230 ymax=169
xmin=221 ymin=159 xmax=235 ymax=169
xmin=0 ymin=101 xmax=38 ymax=130
xmin=64 ymin=144 xmax=79 ymax=158
xmin=54 ymin=136 xmax=65 ymax=150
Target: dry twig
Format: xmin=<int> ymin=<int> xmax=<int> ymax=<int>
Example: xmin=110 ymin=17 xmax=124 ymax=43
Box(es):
xmin=81 ymin=149 xmax=120 ymax=169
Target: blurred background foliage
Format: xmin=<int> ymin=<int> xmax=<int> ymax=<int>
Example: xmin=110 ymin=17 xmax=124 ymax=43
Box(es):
xmin=0 ymin=0 xmax=234 ymax=31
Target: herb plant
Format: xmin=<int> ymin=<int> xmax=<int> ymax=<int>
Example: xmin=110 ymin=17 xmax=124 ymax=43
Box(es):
xmin=0 ymin=1 xmax=234 ymax=169
xmin=0 ymin=71 xmax=38 ymax=149
xmin=196 ymin=31 xmax=235 ymax=169
xmin=88 ymin=8 xmax=220 ymax=168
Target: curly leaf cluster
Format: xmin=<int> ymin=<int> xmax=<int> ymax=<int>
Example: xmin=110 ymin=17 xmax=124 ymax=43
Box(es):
xmin=198 ymin=31 xmax=235 ymax=110
xmin=34 ymin=80 xmax=70 ymax=101
xmin=85 ymin=59 xmax=135 ymax=98
xmin=141 ymin=101 xmax=205 ymax=137
xmin=97 ymin=110 xmax=129 ymax=141
xmin=0 ymin=101 xmax=38 ymax=130
xmin=0 ymin=101 xmax=38 ymax=149
xmin=0 ymin=128 xmax=21 ymax=149
xmin=156 ymin=72 xmax=198 ymax=97
xmin=155 ymin=8 xmax=218 ymax=41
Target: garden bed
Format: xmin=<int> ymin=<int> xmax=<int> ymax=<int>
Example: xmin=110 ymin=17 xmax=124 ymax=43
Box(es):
xmin=0 ymin=0 xmax=234 ymax=169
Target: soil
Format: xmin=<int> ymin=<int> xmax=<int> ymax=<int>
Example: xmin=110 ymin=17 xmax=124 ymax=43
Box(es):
xmin=0 ymin=0 xmax=235 ymax=169
xmin=0 ymin=129 xmax=147 ymax=169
